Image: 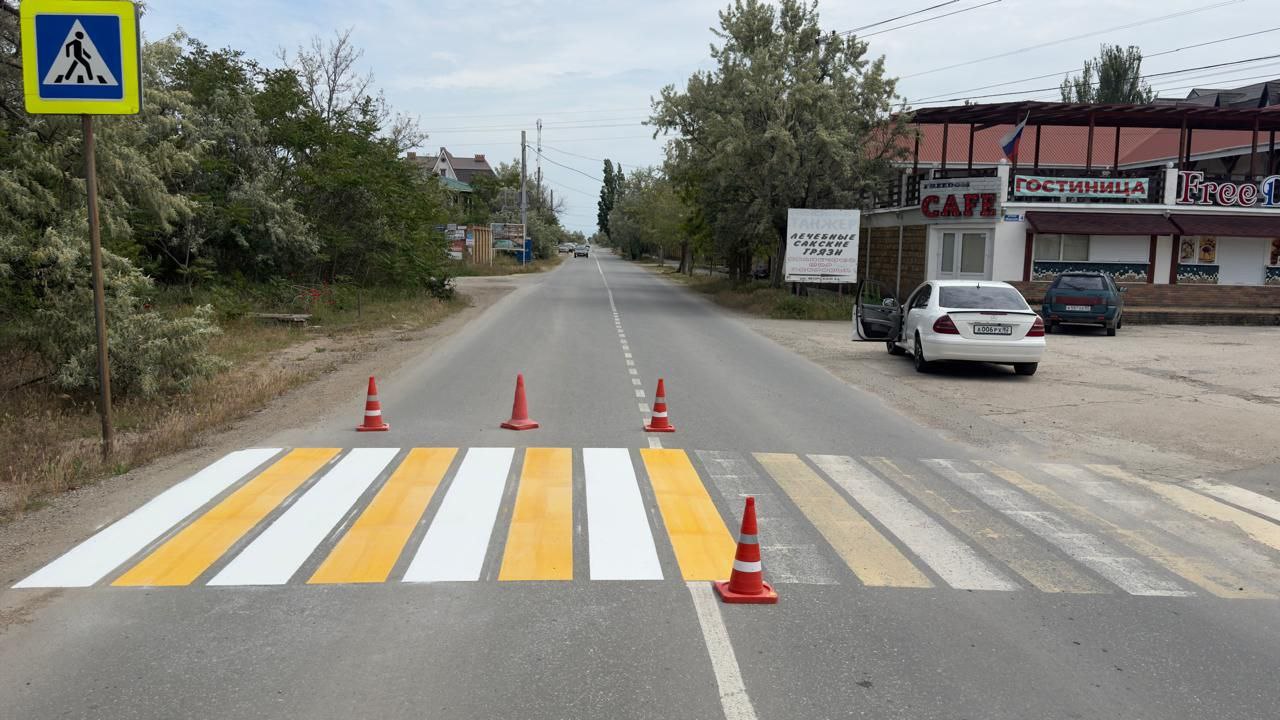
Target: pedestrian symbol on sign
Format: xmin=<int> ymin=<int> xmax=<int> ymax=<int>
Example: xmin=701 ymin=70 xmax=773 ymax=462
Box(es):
xmin=43 ymin=20 xmax=118 ymax=87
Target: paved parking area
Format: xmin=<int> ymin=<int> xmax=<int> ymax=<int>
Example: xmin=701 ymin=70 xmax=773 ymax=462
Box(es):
xmin=742 ymin=318 xmax=1280 ymax=494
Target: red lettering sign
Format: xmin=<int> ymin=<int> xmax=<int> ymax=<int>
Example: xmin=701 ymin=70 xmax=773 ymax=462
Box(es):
xmin=922 ymin=195 xmax=940 ymax=218
xmin=941 ymin=195 xmax=962 ymax=217
xmin=980 ymin=193 xmax=996 ymax=217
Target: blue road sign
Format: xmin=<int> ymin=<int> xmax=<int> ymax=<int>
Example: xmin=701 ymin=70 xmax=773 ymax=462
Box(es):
xmin=34 ymin=14 xmax=124 ymax=101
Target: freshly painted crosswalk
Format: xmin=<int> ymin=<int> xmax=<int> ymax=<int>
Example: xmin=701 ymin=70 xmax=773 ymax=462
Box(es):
xmin=15 ymin=447 xmax=1280 ymax=602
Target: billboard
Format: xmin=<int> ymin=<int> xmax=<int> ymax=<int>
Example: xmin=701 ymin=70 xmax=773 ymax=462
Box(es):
xmin=919 ymin=176 xmax=1001 ymax=221
xmin=783 ymin=209 xmax=860 ymax=283
xmin=490 ymin=223 xmax=525 ymax=250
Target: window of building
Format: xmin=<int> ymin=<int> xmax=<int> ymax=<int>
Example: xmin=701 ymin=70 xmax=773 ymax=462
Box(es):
xmin=1033 ymin=234 xmax=1090 ymax=261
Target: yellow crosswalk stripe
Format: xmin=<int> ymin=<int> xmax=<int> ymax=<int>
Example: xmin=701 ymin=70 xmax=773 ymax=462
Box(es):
xmin=982 ymin=461 xmax=1274 ymax=599
xmin=114 ymin=448 xmax=340 ymax=587
xmin=1088 ymin=465 xmax=1280 ymax=554
xmin=755 ymin=452 xmax=931 ymax=588
xmin=309 ymin=448 xmax=457 ymax=584
xmin=642 ymin=448 xmax=736 ymax=581
xmin=866 ymin=457 xmax=1105 ymax=594
xmin=499 ymin=448 xmax=574 ymax=581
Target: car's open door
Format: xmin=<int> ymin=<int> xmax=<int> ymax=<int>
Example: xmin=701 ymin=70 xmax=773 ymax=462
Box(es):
xmin=853 ymin=280 xmax=901 ymax=341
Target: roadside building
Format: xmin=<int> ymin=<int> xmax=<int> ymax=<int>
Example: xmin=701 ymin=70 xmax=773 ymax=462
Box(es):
xmin=861 ymin=89 xmax=1280 ymax=320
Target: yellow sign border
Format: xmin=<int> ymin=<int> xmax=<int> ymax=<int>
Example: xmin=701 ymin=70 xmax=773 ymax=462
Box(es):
xmin=20 ymin=0 xmax=142 ymax=115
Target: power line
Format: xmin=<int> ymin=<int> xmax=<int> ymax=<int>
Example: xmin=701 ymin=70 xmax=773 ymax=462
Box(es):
xmin=860 ymin=0 xmax=1001 ymax=39
xmin=909 ymin=26 xmax=1280 ymax=103
xmin=901 ymin=0 xmax=1244 ymax=79
xmin=543 ymin=177 xmax=598 ymax=198
xmin=911 ymin=53 xmax=1280 ymax=104
xmin=839 ymin=1 xmax=958 ymax=35
xmin=534 ymin=149 xmax=603 ymax=183
xmin=418 ymin=106 xmax=648 ymax=120
xmin=427 ymin=122 xmax=648 ymax=135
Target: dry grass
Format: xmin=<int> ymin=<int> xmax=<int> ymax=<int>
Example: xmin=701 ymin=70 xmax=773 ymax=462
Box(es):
xmin=644 ymin=262 xmax=854 ymax=320
xmin=448 ymin=253 xmax=564 ymax=277
xmin=0 ymin=292 xmax=466 ymax=520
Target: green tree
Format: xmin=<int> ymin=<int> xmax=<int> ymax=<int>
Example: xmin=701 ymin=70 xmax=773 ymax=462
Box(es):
xmin=652 ymin=0 xmax=909 ymax=285
xmin=597 ymin=159 xmax=622 ymax=240
xmin=1060 ymin=44 xmax=1155 ymax=104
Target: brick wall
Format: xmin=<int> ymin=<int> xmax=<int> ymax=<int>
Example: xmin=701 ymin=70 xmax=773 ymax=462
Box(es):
xmin=858 ymin=225 xmax=926 ymax=297
xmin=1010 ymin=281 xmax=1280 ymax=308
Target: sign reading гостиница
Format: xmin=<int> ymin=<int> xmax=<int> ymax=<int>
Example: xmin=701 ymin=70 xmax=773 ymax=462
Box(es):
xmin=1013 ymin=175 xmax=1149 ymax=200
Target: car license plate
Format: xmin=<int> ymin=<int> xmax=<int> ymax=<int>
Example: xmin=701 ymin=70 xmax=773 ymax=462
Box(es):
xmin=973 ymin=324 xmax=1012 ymax=336
xmin=1065 ymin=304 xmax=1091 ymax=311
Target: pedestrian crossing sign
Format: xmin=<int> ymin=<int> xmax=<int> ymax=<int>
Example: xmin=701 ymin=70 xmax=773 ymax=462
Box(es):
xmin=20 ymin=0 xmax=142 ymax=115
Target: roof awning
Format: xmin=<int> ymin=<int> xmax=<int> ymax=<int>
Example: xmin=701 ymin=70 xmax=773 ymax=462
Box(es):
xmin=1025 ymin=211 xmax=1178 ymax=236
xmin=1171 ymin=213 xmax=1280 ymax=238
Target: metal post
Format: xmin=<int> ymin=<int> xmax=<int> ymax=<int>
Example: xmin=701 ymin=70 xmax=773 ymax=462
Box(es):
xmin=1033 ymin=124 xmax=1042 ymax=170
xmin=1184 ymin=127 xmax=1195 ymax=171
xmin=895 ymin=220 xmax=904 ymax=300
xmin=520 ymin=130 xmax=527 ymax=266
xmin=82 ymin=115 xmax=113 ymax=458
xmin=1177 ymin=119 xmax=1187 ymax=170
xmin=1248 ymin=118 xmax=1259 ymax=180
xmin=1113 ymin=126 xmax=1121 ymax=171
xmin=1269 ymin=130 xmax=1276 ymax=175
xmin=911 ymin=132 xmax=920 ymax=177
xmin=966 ymin=123 xmax=975 ymax=172
xmin=940 ymin=123 xmax=949 ymax=172
xmin=1085 ymin=112 xmax=1095 ymax=171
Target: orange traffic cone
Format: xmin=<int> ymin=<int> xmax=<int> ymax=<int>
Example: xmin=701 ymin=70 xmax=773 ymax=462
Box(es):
xmin=356 ymin=376 xmax=390 ymax=432
xmin=500 ymin=373 xmax=540 ymax=430
xmin=644 ymin=378 xmax=676 ymax=433
xmin=714 ymin=497 xmax=778 ymax=604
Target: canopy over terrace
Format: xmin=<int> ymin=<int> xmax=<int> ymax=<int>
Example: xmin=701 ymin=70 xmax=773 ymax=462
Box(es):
xmin=904 ymin=101 xmax=1280 ymax=178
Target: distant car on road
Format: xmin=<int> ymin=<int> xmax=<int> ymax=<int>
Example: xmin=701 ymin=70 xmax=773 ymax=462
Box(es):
xmin=1041 ymin=272 xmax=1125 ymax=336
xmin=573 ymin=244 xmax=590 ymax=257
xmin=558 ymin=243 xmax=574 ymax=253
xmin=854 ymin=279 xmax=1046 ymax=376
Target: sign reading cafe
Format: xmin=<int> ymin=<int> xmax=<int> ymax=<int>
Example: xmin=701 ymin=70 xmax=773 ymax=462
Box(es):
xmin=1177 ymin=170 xmax=1280 ymax=207
xmin=919 ymin=176 xmax=1001 ymax=221
xmin=782 ymin=208 xmax=860 ymax=283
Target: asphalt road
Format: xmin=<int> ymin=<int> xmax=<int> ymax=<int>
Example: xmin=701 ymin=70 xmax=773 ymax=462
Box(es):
xmin=3 ymin=252 xmax=1279 ymax=719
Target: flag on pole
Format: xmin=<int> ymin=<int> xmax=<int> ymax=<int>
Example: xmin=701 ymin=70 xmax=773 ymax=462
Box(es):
xmin=999 ymin=113 xmax=1030 ymax=163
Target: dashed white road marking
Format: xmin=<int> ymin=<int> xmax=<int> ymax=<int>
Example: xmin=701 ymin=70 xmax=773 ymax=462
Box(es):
xmin=629 ymin=368 xmax=639 ymax=376
xmin=635 ymin=389 xmax=646 ymax=398
xmin=1186 ymin=478 xmax=1280 ymax=525
xmin=688 ymin=582 xmax=760 ymax=720
xmin=597 ymin=256 xmax=661 ymax=444
xmin=632 ymin=378 xmax=643 ymax=386
xmin=648 ymin=437 xmax=664 ymax=449
xmin=624 ymin=352 xmax=633 ymax=359
xmin=638 ymin=403 xmax=651 ymax=413
xmin=626 ymin=359 xmax=635 ymax=367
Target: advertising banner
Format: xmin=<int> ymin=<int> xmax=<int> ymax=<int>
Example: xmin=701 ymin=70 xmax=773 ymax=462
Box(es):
xmin=782 ymin=208 xmax=860 ymax=283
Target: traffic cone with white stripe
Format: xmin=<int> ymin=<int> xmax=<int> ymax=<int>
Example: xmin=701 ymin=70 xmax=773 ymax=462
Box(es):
xmin=356 ymin=376 xmax=390 ymax=432
xmin=644 ymin=378 xmax=676 ymax=433
xmin=714 ymin=496 xmax=778 ymax=604
xmin=500 ymin=373 xmax=540 ymax=430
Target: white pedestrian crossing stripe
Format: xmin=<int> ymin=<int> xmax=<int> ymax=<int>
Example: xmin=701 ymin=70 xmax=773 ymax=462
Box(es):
xmin=13 ymin=448 xmax=1280 ymax=600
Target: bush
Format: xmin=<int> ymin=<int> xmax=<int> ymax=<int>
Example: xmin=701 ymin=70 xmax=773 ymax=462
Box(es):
xmin=3 ymin=222 xmax=226 ymax=398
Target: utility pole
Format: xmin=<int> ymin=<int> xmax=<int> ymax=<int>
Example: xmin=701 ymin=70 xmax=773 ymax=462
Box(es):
xmin=550 ymin=189 xmax=554 ymax=216
xmin=520 ymin=130 xmax=528 ymax=266
xmin=536 ymin=118 xmax=542 ymax=205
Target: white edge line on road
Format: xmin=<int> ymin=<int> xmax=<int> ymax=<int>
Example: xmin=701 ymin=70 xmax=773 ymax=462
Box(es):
xmin=687 ymin=582 xmax=760 ymax=720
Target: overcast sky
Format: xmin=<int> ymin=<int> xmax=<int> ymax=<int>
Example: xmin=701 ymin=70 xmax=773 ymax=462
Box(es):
xmin=145 ymin=0 xmax=1269 ymax=233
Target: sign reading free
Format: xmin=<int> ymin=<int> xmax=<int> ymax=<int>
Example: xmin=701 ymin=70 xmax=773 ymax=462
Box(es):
xmin=1177 ymin=170 xmax=1280 ymax=207
xmin=783 ymin=209 xmax=860 ymax=283
xmin=919 ymin=176 xmax=1000 ymax=221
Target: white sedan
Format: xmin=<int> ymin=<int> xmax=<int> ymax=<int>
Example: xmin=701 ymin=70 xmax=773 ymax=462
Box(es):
xmin=854 ymin=279 xmax=1046 ymax=376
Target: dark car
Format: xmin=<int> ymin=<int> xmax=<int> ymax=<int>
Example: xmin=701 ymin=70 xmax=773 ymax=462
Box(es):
xmin=1041 ymin=272 xmax=1125 ymax=336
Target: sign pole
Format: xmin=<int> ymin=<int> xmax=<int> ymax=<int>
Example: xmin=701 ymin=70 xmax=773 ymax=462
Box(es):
xmin=82 ymin=113 xmax=114 ymax=457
